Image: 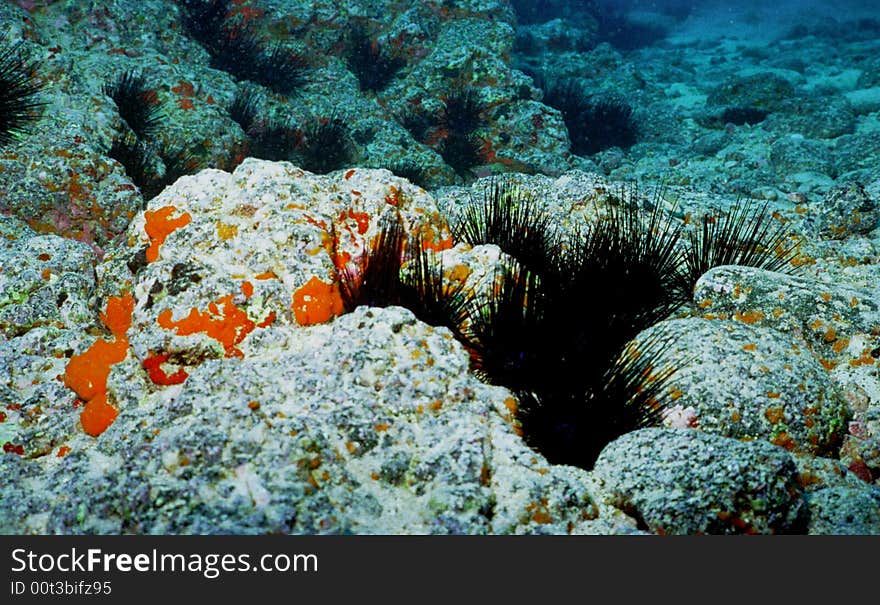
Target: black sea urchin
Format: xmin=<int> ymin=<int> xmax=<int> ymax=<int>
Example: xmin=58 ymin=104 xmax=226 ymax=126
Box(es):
xmin=541 ymin=79 xmax=638 ymax=156
xmin=437 ymin=131 xmax=485 ymax=178
xmin=177 ymin=0 xmax=308 ymax=95
xmin=674 ymin=199 xmax=798 ymax=303
xmin=441 ymin=87 xmax=486 ymax=136
xmin=103 ymin=70 xmax=163 ymax=140
xmin=515 ymin=334 xmax=677 ymax=470
xmin=228 ymin=87 xmax=262 ymax=133
xmin=451 ymin=184 xmax=683 ymax=469
xmin=295 ymin=114 xmax=353 ymax=174
xmin=452 ymin=179 xmax=555 ymax=277
xmin=345 ymin=24 xmax=405 ymax=93
xmin=339 ymin=215 xmax=406 ymax=311
xmin=0 ymin=41 xmax=45 ymax=146
xmin=107 ymin=133 xmax=161 ymax=200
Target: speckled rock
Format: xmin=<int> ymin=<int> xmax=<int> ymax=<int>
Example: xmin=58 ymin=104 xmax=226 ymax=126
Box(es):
xmin=844 ymin=87 xmax=880 ymax=115
xmin=693 ymin=265 xmax=879 ymax=370
xmin=805 ymin=487 xmax=880 ymax=534
xmin=637 ymin=317 xmax=849 ymax=456
xmin=705 ymin=72 xmax=797 ymax=112
xmin=814 ymin=182 xmax=880 ymax=239
xmin=835 ymin=131 xmax=880 ymax=178
xmin=792 ymin=454 xmax=875 ymax=493
xmin=0 ymin=217 xmax=97 ymax=338
xmin=691 ymin=131 xmax=732 ymax=156
xmin=0 ymin=306 xmax=612 ymax=534
xmin=764 ymin=97 xmax=856 ymax=139
xmin=97 ymin=159 xmax=454 ymax=366
xmin=769 ymin=135 xmax=834 ymax=177
xmin=593 ymin=428 xmax=808 ymax=535
xmin=693 ymin=265 xmax=880 ymax=472
xmin=0 ymin=324 xmax=86 ymax=460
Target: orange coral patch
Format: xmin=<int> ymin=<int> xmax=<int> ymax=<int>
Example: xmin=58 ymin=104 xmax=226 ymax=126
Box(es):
xmin=142 ymin=353 xmax=189 ymax=386
xmin=64 ymin=338 xmax=128 ymax=401
xmin=831 ymin=338 xmax=849 ymax=354
xmin=157 ymin=294 xmax=256 ymax=357
xmin=734 ymin=310 xmax=764 ymax=325
xmin=448 ymin=264 xmax=471 ymax=282
xmin=171 ymin=80 xmax=195 ymax=97
xmin=333 ymin=251 xmax=352 ymax=272
xmin=339 ymin=209 xmax=370 ymax=235
xmin=385 ymin=185 xmax=401 ymax=206
xmin=100 ymin=292 xmax=135 ymax=338
xmin=503 ymin=397 xmax=518 ymax=415
xmin=771 ymin=431 xmax=797 ymax=450
xmin=819 ymin=359 xmax=837 ymax=370
xmin=423 ymin=235 xmax=454 ymax=252
xmin=80 ymin=393 xmax=118 ymax=437
xmin=256 ymin=311 xmax=276 ymax=328
xmin=64 ymin=293 xmax=133 ymax=402
xmin=291 ymin=276 xmax=344 ymax=326
xmin=765 ymin=407 xmax=785 ymax=424
xmin=144 ymin=206 xmax=191 ymax=263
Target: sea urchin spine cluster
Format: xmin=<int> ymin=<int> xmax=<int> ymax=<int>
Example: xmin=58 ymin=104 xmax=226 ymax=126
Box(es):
xmin=341 ymin=180 xmax=799 ymax=469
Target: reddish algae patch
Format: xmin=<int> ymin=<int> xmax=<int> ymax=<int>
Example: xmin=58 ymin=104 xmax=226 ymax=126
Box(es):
xmin=64 ymin=293 xmax=134 ymax=436
xmin=144 ymin=206 xmax=191 ymax=262
xmin=142 ymin=353 xmax=189 ymax=385
xmin=292 ymin=276 xmax=344 ymax=326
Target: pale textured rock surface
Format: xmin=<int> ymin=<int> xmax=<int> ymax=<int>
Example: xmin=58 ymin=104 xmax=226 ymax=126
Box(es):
xmin=639 ymin=317 xmax=850 ymax=456
xmin=694 ymin=264 xmax=880 ymax=480
xmin=0 ymin=305 xmax=615 ymax=534
xmin=806 ymin=487 xmax=880 ymax=535
xmin=593 ymin=428 xmax=808 ymax=535
xmin=0 ymin=218 xmax=98 ymax=337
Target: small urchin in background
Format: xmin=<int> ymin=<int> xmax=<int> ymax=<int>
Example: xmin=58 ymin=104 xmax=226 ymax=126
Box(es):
xmin=102 ymin=70 xmax=163 ymax=140
xmin=540 ymin=78 xmax=639 ymax=156
xmin=0 ymin=41 xmax=46 ymax=146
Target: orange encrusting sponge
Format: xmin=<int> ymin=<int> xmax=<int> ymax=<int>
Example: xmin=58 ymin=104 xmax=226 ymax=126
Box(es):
xmin=292 ymin=276 xmax=344 ymax=326
xmin=64 ymin=338 xmax=129 ymax=401
xmin=100 ymin=290 xmax=135 ymax=337
xmin=142 ymin=353 xmax=189 ymax=385
xmin=157 ymin=294 xmax=257 ymax=358
xmin=79 ymin=393 xmax=119 ymax=437
xmin=144 ymin=205 xmax=191 ymax=263
xmin=64 ymin=293 xmax=134 ymax=437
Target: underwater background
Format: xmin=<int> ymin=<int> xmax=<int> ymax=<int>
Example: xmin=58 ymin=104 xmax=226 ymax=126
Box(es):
xmin=1 ymin=0 xmax=880 ymax=240
xmin=1 ymin=1 xmax=879 ymax=534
